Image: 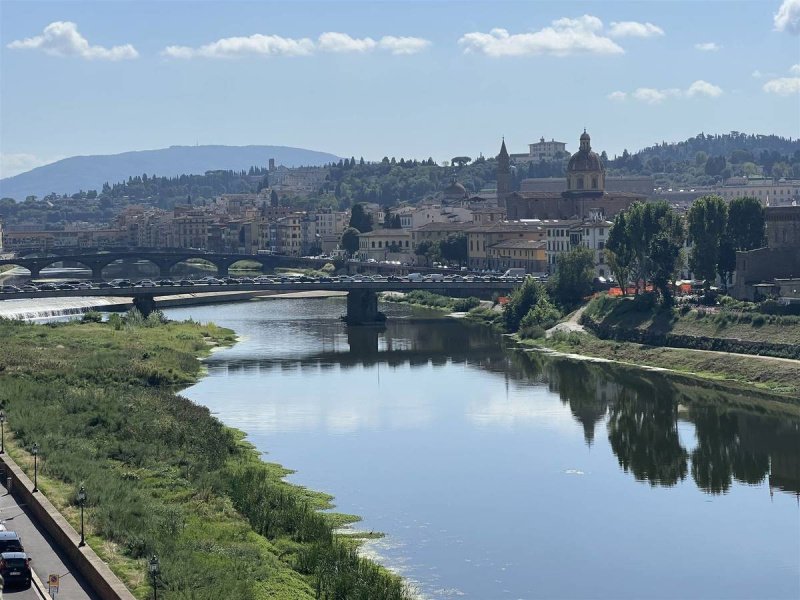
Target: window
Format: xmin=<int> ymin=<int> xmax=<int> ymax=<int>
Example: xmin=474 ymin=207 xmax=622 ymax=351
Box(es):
xmin=592 ymin=177 xmax=598 ymax=189
xmin=577 ymin=177 xmax=584 ymax=190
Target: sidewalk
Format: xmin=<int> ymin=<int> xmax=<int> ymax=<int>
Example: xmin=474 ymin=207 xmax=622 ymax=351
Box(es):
xmin=0 ymin=483 xmax=96 ymax=600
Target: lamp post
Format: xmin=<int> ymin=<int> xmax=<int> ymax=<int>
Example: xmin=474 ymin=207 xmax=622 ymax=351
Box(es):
xmin=77 ymin=485 xmax=87 ymax=547
xmin=149 ymin=554 xmax=160 ymax=600
xmin=0 ymin=410 xmax=6 ymax=455
xmin=31 ymin=443 xmax=39 ymax=493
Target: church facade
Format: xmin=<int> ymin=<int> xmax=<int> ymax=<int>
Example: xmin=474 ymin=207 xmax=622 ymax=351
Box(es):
xmin=499 ymin=132 xmax=645 ymax=220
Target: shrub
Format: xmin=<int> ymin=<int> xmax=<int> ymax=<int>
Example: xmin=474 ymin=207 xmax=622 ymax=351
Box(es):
xmin=81 ymin=310 xmax=103 ymax=323
xmin=452 ymin=297 xmax=480 ymax=312
xmin=520 ymin=297 xmax=561 ymax=331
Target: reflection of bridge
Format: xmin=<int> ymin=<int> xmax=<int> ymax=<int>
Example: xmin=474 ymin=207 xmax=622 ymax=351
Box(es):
xmin=0 ymin=280 xmax=517 ymax=324
xmin=0 ymin=250 xmax=330 ymax=279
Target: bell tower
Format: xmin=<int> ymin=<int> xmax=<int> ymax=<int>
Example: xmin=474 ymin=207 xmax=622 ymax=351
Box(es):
xmin=496 ymin=138 xmax=511 ymax=207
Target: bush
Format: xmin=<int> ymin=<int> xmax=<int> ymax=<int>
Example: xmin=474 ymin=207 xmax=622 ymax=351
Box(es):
xmin=503 ymin=278 xmax=551 ymax=332
xmin=81 ymin=310 xmax=103 ymax=323
xmin=520 ymin=297 xmax=561 ymax=331
xmin=452 ymin=297 xmax=480 ymax=312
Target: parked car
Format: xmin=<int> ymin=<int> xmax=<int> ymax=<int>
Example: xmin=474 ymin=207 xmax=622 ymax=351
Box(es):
xmin=157 ymin=279 xmax=175 ymax=286
xmin=97 ymin=282 xmax=115 ymax=289
xmin=0 ymin=532 xmax=23 ymax=553
xmin=135 ymin=280 xmax=157 ymax=288
xmin=177 ymin=279 xmax=195 ymax=286
xmin=0 ymin=551 xmax=32 ymax=589
xmin=37 ymin=283 xmax=57 ymax=291
xmin=20 ymin=285 xmax=38 ymax=292
xmin=1 ymin=286 xmax=21 ymax=293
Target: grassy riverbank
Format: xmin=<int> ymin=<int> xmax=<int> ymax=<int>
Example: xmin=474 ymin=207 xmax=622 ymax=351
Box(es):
xmin=0 ymin=316 xmax=411 ymax=599
xmin=383 ymin=290 xmax=481 ymax=312
xmin=520 ymin=330 xmax=800 ymax=400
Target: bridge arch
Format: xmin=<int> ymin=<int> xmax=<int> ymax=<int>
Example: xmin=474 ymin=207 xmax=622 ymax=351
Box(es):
xmin=228 ymin=258 xmax=269 ymax=274
xmin=0 ymin=262 xmax=35 ymax=276
xmin=167 ymin=257 xmax=220 ymax=277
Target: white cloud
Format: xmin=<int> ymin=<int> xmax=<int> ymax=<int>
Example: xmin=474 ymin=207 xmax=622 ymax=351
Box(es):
xmin=458 ymin=15 xmax=624 ymax=57
xmin=791 ymin=63 xmax=800 ymax=74
xmin=317 ymin=32 xmax=377 ymax=53
xmin=0 ymin=153 xmax=54 ymax=179
xmin=763 ymin=77 xmax=800 ymax=95
xmin=162 ymin=32 xmax=431 ymax=58
xmin=378 ymin=36 xmax=431 ymax=55
xmin=774 ymin=0 xmax=800 ymax=33
xmin=163 ymin=34 xmax=314 ymax=59
xmin=611 ymin=80 xmax=723 ymax=103
xmin=608 ymin=21 xmax=664 ymax=38
xmin=694 ymin=42 xmax=721 ymax=51
xmin=7 ymin=21 xmax=138 ymax=60
xmin=633 ymin=87 xmax=672 ymax=104
xmin=687 ymin=79 xmax=724 ymax=97
xmin=752 ymin=69 xmax=763 ymax=78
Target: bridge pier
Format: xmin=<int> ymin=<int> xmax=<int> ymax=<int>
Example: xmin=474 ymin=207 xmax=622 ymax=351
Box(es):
xmin=28 ymin=265 xmax=41 ymax=279
xmin=343 ymin=290 xmax=386 ymax=326
xmin=91 ymin=265 xmax=105 ymax=281
xmin=216 ymin=264 xmax=229 ymax=278
xmin=132 ymin=295 xmax=157 ymax=317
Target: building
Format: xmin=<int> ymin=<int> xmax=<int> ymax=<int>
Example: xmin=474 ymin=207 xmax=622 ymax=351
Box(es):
xmin=471 ymin=207 xmax=507 ymax=225
xmin=357 ymin=229 xmax=413 ymax=262
xmin=397 ymin=205 xmax=472 ymax=230
xmin=545 ymin=220 xmax=582 ymax=272
xmin=510 ymin=137 xmax=568 ymax=163
xmin=496 ymin=139 xmax=512 ymax=206
xmin=522 ymin=175 xmax=654 ymax=197
xmin=716 ymin=177 xmax=800 ymax=207
xmin=486 ymin=239 xmax=547 ymax=273
xmin=0 ymin=219 xmax=4 ymax=252
xmin=732 ymin=206 xmax=800 ymax=300
xmin=172 ymin=207 xmax=215 ymax=250
xmin=2 ymin=228 xmax=127 ymax=252
xmin=411 ymin=222 xmax=470 ymax=251
xmin=273 ymin=214 xmax=303 ymax=256
xmin=504 ymin=132 xmax=645 ymax=221
xmin=465 ymin=221 xmax=547 ymax=270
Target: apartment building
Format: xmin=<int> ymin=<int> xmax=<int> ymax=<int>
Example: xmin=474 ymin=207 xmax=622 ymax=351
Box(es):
xmin=466 ymin=222 xmax=547 ymax=270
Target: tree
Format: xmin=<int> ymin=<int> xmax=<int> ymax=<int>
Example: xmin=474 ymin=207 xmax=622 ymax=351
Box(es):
xmin=340 ymin=227 xmax=360 ymax=255
xmin=704 ymin=155 xmax=726 ymax=176
xmin=606 ymin=210 xmax=634 ymax=293
xmin=439 ymin=233 xmax=468 ymax=266
xmin=688 ymin=195 xmax=728 ymax=289
xmin=451 ymin=156 xmax=472 ymax=168
xmin=727 ymin=196 xmax=765 ymax=251
xmin=270 ymin=189 xmax=279 ymax=207
xmin=548 ymin=246 xmax=595 ymax=308
xmin=348 ymin=203 xmax=373 ymax=233
xmin=503 ymin=278 xmax=549 ymax=332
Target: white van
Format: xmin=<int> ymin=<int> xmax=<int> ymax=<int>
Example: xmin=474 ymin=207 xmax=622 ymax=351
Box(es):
xmin=406 ymin=273 xmax=424 ymax=282
xmin=427 ymin=273 xmax=445 ymax=282
xmin=503 ymin=268 xmax=527 ymax=278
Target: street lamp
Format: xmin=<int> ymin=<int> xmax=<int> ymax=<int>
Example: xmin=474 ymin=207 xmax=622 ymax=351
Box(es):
xmin=31 ymin=442 xmax=39 ymax=493
xmin=149 ymin=554 xmax=160 ymax=600
xmin=77 ymin=485 xmax=87 ymax=547
xmin=0 ymin=410 xmax=6 ymax=454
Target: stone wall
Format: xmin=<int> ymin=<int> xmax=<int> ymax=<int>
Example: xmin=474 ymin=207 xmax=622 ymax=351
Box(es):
xmin=0 ymin=453 xmax=136 ymax=600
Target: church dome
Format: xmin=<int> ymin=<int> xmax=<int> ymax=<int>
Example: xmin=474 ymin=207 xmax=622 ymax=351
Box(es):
xmin=564 ymin=131 xmax=605 ymax=195
xmin=444 ymin=180 xmax=467 ymax=196
xmin=568 ymin=131 xmax=603 ymax=173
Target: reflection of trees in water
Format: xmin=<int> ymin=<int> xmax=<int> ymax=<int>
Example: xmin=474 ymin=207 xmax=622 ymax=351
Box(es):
xmin=607 ymin=386 xmax=688 ymax=487
xmin=515 ymin=352 xmax=798 ymax=497
xmin=689 ymin=408 xmax=771 ymax=494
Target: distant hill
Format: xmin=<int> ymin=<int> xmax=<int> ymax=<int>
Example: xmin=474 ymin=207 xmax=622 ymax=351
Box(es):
xmin=0 ymin=145 xmax=341 ymax=200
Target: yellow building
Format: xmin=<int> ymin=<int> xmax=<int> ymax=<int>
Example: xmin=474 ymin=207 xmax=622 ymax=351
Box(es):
xmin=466 ymin=222 xmax=546 ymax=270
xmin=357 ymin=229 xmax=413 ymax=262
xmin=486 ymin=239 xmax=547 ymax=273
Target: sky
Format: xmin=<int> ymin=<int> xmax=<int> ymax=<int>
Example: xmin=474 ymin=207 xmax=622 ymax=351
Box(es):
xmin=1 ymin=0 xmax=799 ymax=178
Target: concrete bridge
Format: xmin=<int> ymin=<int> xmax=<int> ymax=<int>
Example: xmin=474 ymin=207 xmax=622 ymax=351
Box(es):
xmin=0 ymin=249 xmax=335 ymax=279
xmin=0 ymin=280 xmax=518 ymax=325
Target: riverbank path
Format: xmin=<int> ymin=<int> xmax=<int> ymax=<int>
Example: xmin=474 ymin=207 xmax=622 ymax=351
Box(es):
xmin=546 ymin=305 xmax=587 ymax=338
xmin=0 ymin=485 xmax=97 ymax=599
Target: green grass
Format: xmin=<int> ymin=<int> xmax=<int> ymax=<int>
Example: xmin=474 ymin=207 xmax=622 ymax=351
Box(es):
xmin=0 ymin=316 xmax=412 ymax=600
xmin=383 ymin=290 xmax=480 ymax=312
xmin=521 ymin=331 xmax=800 ymax=400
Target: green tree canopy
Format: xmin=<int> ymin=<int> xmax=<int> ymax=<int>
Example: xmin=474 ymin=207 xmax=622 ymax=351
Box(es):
xmin=340 ymin=227 xmax=361 ymax=255
xmin=548 ymin=246 xmax=595 ymax=308
xmin=688 ymin=195 xmax=728 ymax=287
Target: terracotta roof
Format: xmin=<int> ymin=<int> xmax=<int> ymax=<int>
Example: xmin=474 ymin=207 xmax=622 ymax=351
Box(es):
xmin=489 ymin=239 xmax=547 ymax=249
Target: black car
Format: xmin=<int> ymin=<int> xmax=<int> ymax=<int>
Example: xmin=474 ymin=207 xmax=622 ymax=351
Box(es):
xmin=0 ymin=551 xmax=32 ymax=589
xmin=97 ymin=281 xmax=115 ymax=288
xmin=223 ymin=277 xmax=240 ymax=285
xmin=56 ymin=283 xmax=76 ymax=290
xmin=0 ymin=532 xmax=23 ymax=554
xmin=157 ymin=279 xmax=175 ymax=286
xmin=177 ymin=279 xmax=195 ymax=286
xmin=37 ymin=283 xmax=57 ymax=291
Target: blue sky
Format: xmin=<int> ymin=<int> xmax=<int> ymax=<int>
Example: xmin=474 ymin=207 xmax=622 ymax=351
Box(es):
xmin=1 ymin=0 xmax=799 ymax=178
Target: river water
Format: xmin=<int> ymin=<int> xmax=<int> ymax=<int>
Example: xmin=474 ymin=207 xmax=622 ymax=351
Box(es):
xmin=164 ymin=298 xmax=796 ymax=599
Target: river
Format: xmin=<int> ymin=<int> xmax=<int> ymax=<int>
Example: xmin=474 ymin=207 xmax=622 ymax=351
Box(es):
xmin=164 ymin=298 xmax=795 ymax=598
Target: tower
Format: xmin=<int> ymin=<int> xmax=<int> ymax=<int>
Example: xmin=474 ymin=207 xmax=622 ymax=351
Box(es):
xmin=496 ymin=138 xmax=511 ymax=207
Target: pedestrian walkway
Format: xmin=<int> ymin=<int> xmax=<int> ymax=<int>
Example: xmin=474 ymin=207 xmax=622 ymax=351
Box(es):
xmin=0 ymin=484 xmax=96 ymax=600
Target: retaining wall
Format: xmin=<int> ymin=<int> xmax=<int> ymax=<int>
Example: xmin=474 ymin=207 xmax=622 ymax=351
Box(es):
xmin=0 ymin=453 xmax=136 ymax=600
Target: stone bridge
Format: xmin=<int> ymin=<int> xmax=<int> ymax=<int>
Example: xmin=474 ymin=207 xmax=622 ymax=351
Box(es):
xmin=0 ymin=250 xmax=332 ymax=280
